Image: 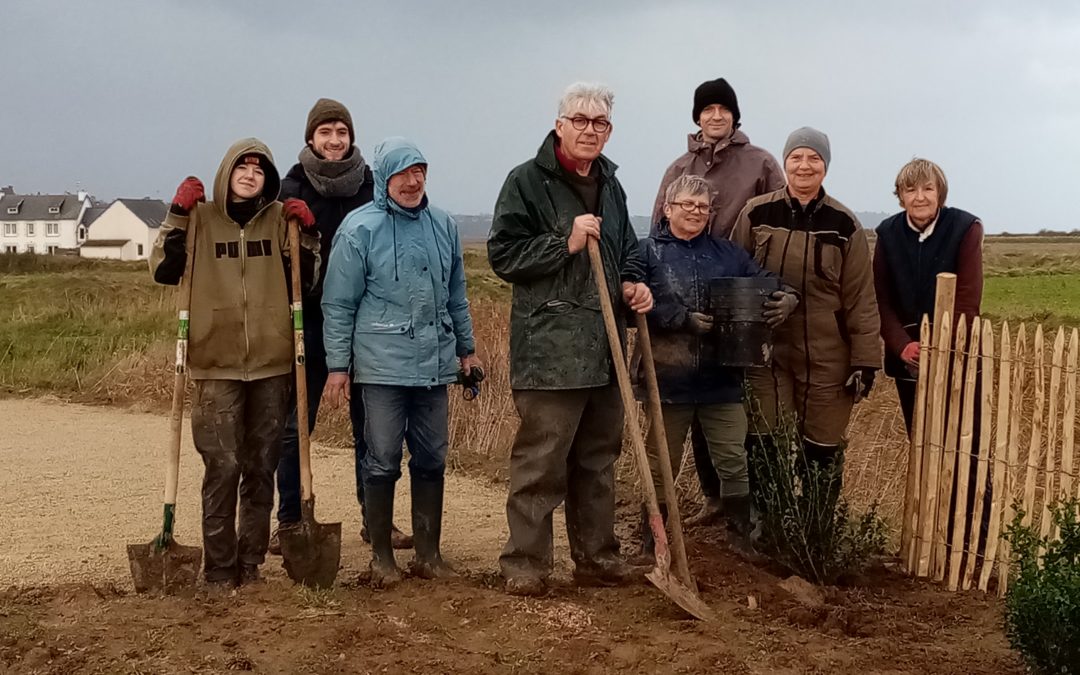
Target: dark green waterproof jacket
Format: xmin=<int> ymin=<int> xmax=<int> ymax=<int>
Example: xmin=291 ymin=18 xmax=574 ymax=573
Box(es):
xmin=488 ymin=131 xmax=645 ymax=390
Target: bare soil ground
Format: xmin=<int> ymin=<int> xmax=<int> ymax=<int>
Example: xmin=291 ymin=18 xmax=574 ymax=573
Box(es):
xmin=1 ymin=398 xmax=1021 ymax=674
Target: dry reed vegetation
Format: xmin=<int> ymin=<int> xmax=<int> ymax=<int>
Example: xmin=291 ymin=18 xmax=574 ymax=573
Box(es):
xmin=3 ymin=240 xmax=1080 ymax=536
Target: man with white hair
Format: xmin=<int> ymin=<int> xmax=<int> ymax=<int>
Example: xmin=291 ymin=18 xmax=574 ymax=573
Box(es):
xmin=488 ymin=82 xmax=653 ymax=596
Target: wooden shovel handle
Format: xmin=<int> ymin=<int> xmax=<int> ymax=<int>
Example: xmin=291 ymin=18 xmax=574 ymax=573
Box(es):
xmin=288 ymin=219 xmax=314 ymax=502
xmin=634 ymin=312 xmax=696 ymax=590
xmin=164 ymin=213 xmax=198 ymax=508
xmin=585 ymin=239 xmax=665 ymax=521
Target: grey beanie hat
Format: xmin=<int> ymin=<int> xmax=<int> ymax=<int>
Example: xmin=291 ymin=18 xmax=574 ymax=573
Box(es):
xmin=783 ymin=126 xmax=831 ymax=171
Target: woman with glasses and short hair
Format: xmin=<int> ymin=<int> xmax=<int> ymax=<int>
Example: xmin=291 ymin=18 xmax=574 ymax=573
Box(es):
xmin=636 ymin=174 xmax=797 ymax=557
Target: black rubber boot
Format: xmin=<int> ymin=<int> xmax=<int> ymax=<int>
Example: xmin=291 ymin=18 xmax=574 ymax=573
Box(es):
xmin=364 ymin=481 xmax=402 ymax=589
xmin=722 ymin=494 xmax=761 ymax=559
xmin=408 ymin=477 xmax=456 ymax=579
xmin=801 ymin=440 xmax=844 ymax=510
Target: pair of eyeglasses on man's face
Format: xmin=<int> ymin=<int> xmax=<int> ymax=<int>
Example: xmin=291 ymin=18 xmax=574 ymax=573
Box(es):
xmin=560 ymin=116 xmax=612 ymax=133
xmin=669 ymin=201 xmax=712 ymax=215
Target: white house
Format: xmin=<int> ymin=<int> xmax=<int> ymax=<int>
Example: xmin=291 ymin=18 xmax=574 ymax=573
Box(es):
xmin=80 ymin=198 xmax=167 ymax=261
xmin=0 ymin=190 xmax=92 ymax=254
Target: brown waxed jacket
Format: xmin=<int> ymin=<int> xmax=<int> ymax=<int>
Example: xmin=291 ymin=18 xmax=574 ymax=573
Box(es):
xmin=651 ymin=130 xmax=785 ymax=240
xmin=730 ymin=187 xmax=881 ymax=386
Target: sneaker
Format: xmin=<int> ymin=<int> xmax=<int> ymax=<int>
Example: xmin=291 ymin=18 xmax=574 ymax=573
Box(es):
xmin=504 ymin=576 xmax=546 ymax=597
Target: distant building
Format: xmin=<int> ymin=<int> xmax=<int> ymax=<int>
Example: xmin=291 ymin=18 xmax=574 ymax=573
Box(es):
xmin=0 ymin=190 xmax=92 ymax=254
xmin=80 ymin=198 xmax=167 ymax=261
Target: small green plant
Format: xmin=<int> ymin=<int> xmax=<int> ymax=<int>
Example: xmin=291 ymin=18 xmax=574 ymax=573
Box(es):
xmin=1004 ymin=497 xmax=1080 ymax=674
xmin=748 ymin=406 xmax=887 ymax=585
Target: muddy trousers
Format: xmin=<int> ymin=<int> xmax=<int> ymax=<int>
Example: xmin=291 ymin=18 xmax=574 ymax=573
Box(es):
xmin=647 ymin=403 xmax=749 ymax=504
xmin=191 ymin=375 xmax=291 ymax=583
xmin=500 ymin=386 xmax=623 ymax=581
xmin=690 ymin=417 xmax=723 ymax=500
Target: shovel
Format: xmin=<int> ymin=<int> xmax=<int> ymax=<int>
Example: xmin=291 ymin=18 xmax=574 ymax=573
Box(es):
xmin=128 ymin=210 xmax=202 ymax=593
xmin=279 ymin=218 xmax=342 ymax=588
xmin=586 ymin=238 xmax=714 ymax=621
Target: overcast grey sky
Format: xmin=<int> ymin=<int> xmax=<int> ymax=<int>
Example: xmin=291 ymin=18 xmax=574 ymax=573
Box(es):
xmin=1 ymin=1 xmax=1077 ymax=232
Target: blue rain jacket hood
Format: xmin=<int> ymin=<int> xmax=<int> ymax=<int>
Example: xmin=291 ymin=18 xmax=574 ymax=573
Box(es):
xmin=320 ymin=137 xmax=475 ymax=387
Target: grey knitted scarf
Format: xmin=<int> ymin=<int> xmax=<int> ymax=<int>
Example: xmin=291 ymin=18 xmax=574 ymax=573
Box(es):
xmin=299 ymin=145 xmax=368 ymax=198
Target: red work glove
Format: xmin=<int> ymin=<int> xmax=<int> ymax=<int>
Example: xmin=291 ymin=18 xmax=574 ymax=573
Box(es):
xmin=283 ymin=198 xmax=316 ymax=231
xmin=900 ymin=341 xmax=920 ymax=367
xmin=171 ymin=176 xmax=205 ymax=213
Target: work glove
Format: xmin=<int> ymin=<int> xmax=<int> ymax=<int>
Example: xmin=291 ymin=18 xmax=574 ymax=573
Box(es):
xmin=762 ymin=290 xmax=798 ymax=328
xmin=845 ymin=366 xmax=877 ymax=404
xmin=171 ymin=176 xmax=205 ymax=214
xmin=685 ymin=311 xmax=714 ymax=335
xmin=283 ymin=198 xmax=316 ymax=231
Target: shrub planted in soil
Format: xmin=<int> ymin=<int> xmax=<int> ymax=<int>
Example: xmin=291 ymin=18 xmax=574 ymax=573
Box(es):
xmin=1004 ymin=498 xmax=1080 ymax=675
xmin=748 ymin=405 xmax=888 ymax=585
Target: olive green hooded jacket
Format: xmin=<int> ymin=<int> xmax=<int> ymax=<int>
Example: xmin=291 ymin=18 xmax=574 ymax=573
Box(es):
xmin=150 ymin=138 xmax=320 ymax=381
xmin=488 ymin=131 xmax=644 ymax=390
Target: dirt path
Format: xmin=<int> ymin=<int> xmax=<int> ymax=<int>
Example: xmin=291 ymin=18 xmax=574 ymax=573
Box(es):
xmin=0 ymin=398 xmax=1022 ymax=674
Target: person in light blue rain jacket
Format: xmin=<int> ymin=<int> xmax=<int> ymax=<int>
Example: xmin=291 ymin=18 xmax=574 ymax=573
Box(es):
xmin=321 ymin=137 xmax=481 ymax=589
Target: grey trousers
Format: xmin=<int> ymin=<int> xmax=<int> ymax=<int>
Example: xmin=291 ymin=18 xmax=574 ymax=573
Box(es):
xmin=499 ymin=385 xmax=624 ymax=580
xmin=191 ymin=375 xmax=291 ymax=583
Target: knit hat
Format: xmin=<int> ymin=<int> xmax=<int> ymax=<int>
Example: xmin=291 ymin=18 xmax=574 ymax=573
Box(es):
xmin=783 ymin=127 xmax=831 ymax=171
xmin=305 ymin=98 xmax=355 ymax=146
xmin=692 ymin=78 xmax=740 ymax=127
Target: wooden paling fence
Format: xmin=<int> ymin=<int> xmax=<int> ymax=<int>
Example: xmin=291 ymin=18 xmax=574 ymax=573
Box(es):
xmin=900 ymin=273 xmax=1080 ymax=595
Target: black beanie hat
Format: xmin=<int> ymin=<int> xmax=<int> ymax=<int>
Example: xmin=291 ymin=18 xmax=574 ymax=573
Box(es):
xmin=305 ymin=98 xmax=355 ymax=146
xmin=692 ymin=78 xmax=740 ymax=127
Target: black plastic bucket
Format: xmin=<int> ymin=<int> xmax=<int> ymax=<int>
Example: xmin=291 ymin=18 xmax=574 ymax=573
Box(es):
xmin=707 ymin=277 xmax=781 ymax=367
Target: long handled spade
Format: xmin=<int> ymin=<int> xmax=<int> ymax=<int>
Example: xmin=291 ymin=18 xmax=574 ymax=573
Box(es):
xmin=128 ymin=213 xmax=203 ymax=593
xmin=279 ymin=218 xmax=342 ymax=588
xmin=586 ymin=239 xmax=714 ymax=621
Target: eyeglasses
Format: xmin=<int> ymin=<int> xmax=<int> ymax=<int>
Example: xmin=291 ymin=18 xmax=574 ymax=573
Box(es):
xmin=670 ymin=201 xmax=711 ymax=215
xmin=560 ymin=116 xmax=612 ymax=133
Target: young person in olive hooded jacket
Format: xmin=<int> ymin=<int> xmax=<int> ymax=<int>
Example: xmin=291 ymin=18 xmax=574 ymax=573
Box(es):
xmin=150 ymin=138 xmax=319 ymax=587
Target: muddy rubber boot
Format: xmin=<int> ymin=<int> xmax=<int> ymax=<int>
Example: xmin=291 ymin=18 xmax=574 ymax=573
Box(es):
xmin=408 ymin=477 xmax=456 ymax=580
xmin=364 ymin=482 xmax=402 ymax=589
xmin=685 ymin=496 xmax=724 ymax=527
xmin=722 ymin=495 xmax=761 ymax=560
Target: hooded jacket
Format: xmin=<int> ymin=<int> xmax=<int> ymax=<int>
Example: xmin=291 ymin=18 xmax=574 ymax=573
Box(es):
xmin=149 ymin=138 xmax=321 ymax=381
xmin=321 ymin=137 xmax=475 ymax=387
xmin=730 ymin=187 xmax=881 ymax=387
xmin=651 ymin=130 xmax=785 ymax=240
xmin=639 ymin=222 xmax=779 ymax=404
xmin=488 ymin=130 xmax=645 ymax=390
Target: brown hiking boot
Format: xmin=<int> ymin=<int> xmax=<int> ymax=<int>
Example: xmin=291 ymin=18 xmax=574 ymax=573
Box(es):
xmin=573 ymin=557 xmax=650 ymax=587
xmin=268 ymin=522 xmax=299 ymax=556
xmin=685 ymin=497 xmax=724 ymax=527
xmin=504 ymin=576 xmax=546 ymax=597
xmin=361 ymin=525 xmax=414 ymax=550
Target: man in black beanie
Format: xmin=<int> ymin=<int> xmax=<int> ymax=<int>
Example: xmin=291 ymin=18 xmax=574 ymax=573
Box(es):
xmin=650 ymin=78 xmax=785 ymax=530
xmin=270 ymin=97 xmax=414 ymax=556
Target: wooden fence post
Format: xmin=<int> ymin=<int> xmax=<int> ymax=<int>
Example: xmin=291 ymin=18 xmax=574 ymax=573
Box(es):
xmin=949 ymin=317 xmax=979 ymax=591
xmin=934 ymin=314 xmax=968 ymax=583
xmin=1061 ymin=329 xmax=1078 ymax=531
xmin=919 ymin=312 xmax=952 ymax=578
xmin=1041 ymin=328 xmax=1065 ymax=540
xmin=999 ymin=324 xmax=1027 ymax=597
xmin=903 ymin=316 xmax=932 ymax=573
xmin=979 ymin=322 xmax=1010 ymax=592
xmin=1022 ymin=325 xmax=1045 ymax=530
xmin=963 ymin=319 xmax=993 ymax=590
